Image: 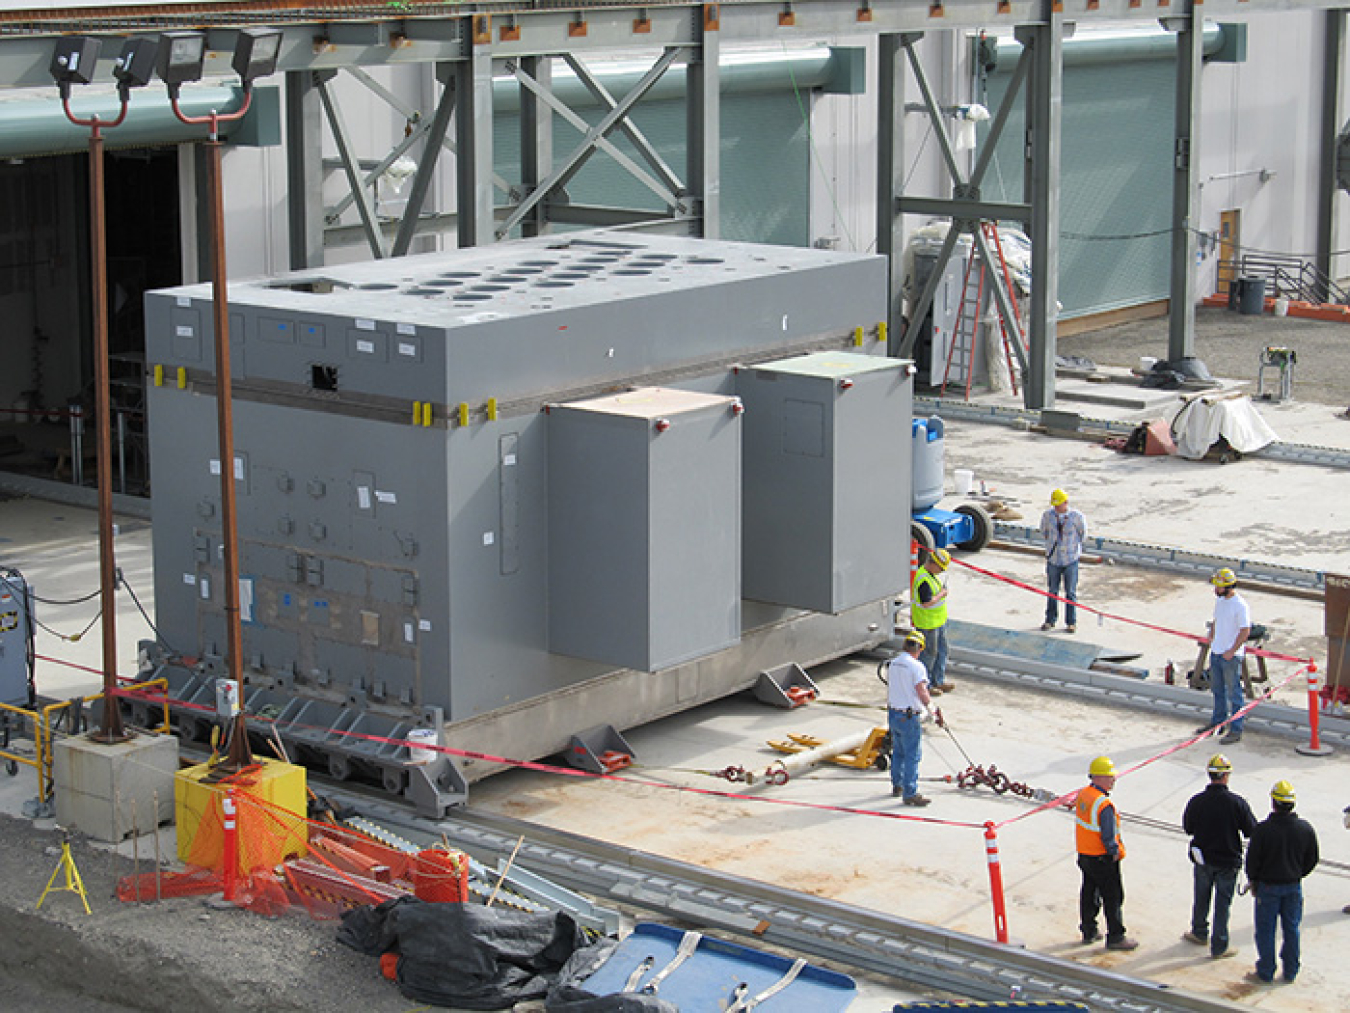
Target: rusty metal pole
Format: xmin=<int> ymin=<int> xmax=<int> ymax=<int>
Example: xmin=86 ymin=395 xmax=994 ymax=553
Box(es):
xmin=87 ymin=121 xmax=130 ymax=744
xmin=203 ymin=127 xmax=253 ymax=769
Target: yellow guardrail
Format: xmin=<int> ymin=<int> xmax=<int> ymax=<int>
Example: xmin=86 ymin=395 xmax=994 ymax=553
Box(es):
xmin=0 ymin=700 xmax=45 ymax=797
xmin=25 ymin=678 xmax=174 ymax=802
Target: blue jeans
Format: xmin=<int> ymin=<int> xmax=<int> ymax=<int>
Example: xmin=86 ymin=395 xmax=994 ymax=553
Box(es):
xmin=1208 ymin=654 xmax=1245 ymax=732
xmin=1045 ymin=561 xmax=1079 ymax=626
xmin=918 ymin=624 xmax=948 ymax=689
xmin=1253 ymin=881 xmax=1303 ymax=982
xmin=1191 ymin=864 xmax=1239 ymax=956
xmin=888 ymin=709 xmax=923 ymax=799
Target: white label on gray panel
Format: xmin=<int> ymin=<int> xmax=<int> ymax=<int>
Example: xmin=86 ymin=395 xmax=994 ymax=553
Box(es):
xmin=183 ymin=573 xmax=196 ymax=586
xmin=209 ymin=459 xmax=221 ymax=475
xmin=176 ymin=325 xmax=194 ymax=337
xmin=403 ymin=622 xmax=415 ymax=643
xmin=234 ymin=457 xmax=244 ymax=480
xmin=503 ymin=454 xmax=517 ymax=466
xmin=375 ymin=490 xmax=397 ymax=504
xmin=357 ymin=487 xmax=371 ymax=510
xmin=418 ymin=619 xmax=431 ymax=631
xmin=355 ymin=318 xmax=376 ymax=331
xmin=176 ymin=296 xmax=191 ymax=308
xmin=397 ymin=342 xmax=417 ymax=357
xmin=482 ymin=531 xmax=495 ymax=546
xmin=397 ymin=323 xmax=416 ymax=335
xmin=200 ymin=577 xmax=211 ymax=599
xmin=356 ymin=339 xmax=375 ymax=354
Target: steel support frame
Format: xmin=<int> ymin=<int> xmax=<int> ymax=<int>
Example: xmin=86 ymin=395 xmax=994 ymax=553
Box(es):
xmin=499 ymin=47 xmax=686 ymax=237
xmin=1317 ymin=9 xmax=1346 ymax=300
xmin=391 ymin=62 xmax=458 ymax=257
xmin=316 ymin=69 xmax=388 ymax=259
xmin=1168 ymin=7 xmax=1204 ymax=362
xmin=877 ymin=34 xmax=906 ymax=357
xmin=892 ymin=33 xmax=1032 ymax=388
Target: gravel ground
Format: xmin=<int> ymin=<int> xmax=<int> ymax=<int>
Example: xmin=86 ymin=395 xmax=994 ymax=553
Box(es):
xmin=0 ymin=815 xmax=422 ymax=1013
xmin=1060 ymin=305 xmax=1350 ymax=410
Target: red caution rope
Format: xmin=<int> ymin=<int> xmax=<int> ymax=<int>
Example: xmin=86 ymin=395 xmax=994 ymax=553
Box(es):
xmin=949 ymin=555 xmax=1315 ymax=666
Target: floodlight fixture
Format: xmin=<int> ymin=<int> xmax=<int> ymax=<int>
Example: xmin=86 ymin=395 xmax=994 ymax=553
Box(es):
xmin=113 ymin=37 xmax=159 ymax=98
xmin=49 ymin=36 xmax=102 ymax=99
xmin=231 ymin=27 xmax=282 ymax=86
xmin=156 ymin=31 xmax=206 ymax=96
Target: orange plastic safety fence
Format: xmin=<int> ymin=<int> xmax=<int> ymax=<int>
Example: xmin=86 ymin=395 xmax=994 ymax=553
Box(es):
xmin=117 ymin=784 xmax=470 ymax=921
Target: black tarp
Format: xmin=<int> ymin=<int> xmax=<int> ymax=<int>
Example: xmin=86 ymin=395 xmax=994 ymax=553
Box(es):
xmin=338 ymin=898 xmax=678 ymax=1012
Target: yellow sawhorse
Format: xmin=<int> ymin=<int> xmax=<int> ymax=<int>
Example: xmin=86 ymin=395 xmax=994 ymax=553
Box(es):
xmin=36 ymin=831 xmax=91 ymax=915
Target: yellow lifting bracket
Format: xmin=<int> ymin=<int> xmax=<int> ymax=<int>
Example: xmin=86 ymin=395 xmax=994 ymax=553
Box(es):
xmin=766 ymin=727 xmax=889 ymax=770
xmin=853 ymin=326 xmax=864 ymax=347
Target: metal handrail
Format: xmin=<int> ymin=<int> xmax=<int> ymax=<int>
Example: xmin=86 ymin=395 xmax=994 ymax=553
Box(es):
xmin=1222 ymin=253 xmax=1350 ymax=305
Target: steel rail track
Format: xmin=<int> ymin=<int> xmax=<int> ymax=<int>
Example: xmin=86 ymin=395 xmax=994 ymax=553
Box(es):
xmin=319 ymin=791 xmax=1247 ymax=1013
xmin=917 ymin=397 xmax=1350 ymax=471
xmin=991 ymin=522 xmax=1325 ymax=594
xmin=947 ymin=647 xmax=1350 ymax=750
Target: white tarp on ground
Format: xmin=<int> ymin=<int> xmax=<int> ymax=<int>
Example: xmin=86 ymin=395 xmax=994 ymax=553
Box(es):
xmin=1170 ymin=393 xmax=1280 ymax=460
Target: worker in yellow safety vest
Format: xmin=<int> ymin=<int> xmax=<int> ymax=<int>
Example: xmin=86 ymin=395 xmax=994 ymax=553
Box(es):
xmin=1075 ymin=756 xmax=1139 ymax=951
xmin=911 ymin=548 xmax=952 ymax=694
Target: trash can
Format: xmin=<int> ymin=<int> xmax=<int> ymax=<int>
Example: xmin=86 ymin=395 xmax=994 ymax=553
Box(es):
xmin=1237 ymin=276 xmax=1267 ymax=315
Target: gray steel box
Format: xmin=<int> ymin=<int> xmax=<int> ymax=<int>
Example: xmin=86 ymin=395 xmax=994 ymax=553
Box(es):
xmin=548 ymin=388 xmax=742 ymax=671
xmin=737 ymin=351 xmax=912 ymax=613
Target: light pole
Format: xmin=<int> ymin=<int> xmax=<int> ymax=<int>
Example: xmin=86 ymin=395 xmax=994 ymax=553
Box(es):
xmin=51 ymin=35 xmax=158 ymax=744
xmin=158 ymin=27 xmax=283 ymax=769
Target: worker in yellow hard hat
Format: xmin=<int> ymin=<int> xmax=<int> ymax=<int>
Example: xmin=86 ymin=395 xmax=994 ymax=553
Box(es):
xmin=1181 ymin=754 xmax=1256 ymax=959
xmin=911 ymin=547 xmax=953 ymax=694
xmin=1039 ymin=488 xmax=1086 ymax=634
xmin=1197 ymin=567 xmax=1251 ymax=745
xmin=1074 ymin=756 xmax=1138 ymax=951
xmin=1244 ymin=780 xmax=1319 ymax=984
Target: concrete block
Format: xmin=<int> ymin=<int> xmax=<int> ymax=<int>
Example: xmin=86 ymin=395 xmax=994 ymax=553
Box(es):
xmin=53 ymin=733 xmax=179 ymax=843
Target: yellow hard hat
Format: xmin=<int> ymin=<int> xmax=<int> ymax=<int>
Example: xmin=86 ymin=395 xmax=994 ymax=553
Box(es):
xmin=1206 ymin=754 xmax=1232 ymax=774
xmin=1211 ymin=567 xmax=1238 ymax=589
xmin=1089 ymin=755 xmax=1117 ymax=778
xmin=1271 ymin=779 xmax=1296 ymax=805
xmin=928 ymin=548 xmax=951 ymax=571
xmin=903 ymin=629 xmax=926 ymax=651
xmin=1050 ymin=488 xmax=1068 ymax=506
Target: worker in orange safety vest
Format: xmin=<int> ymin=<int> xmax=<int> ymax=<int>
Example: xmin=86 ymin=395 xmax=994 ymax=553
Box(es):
xmin=1075 ymin=755 xmax=1139 ymax=951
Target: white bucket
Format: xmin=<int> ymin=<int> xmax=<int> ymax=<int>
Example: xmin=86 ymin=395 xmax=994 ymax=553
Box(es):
xmin=1139 ymin=356 xmax=1158 ymax=373
xmin=954 ymin=468 xmax=974 ymax=496
xmin=407 ymin=727 xmax=439 ymax=764
xmin=1273 ymin=297 xmax=1290 ymax=318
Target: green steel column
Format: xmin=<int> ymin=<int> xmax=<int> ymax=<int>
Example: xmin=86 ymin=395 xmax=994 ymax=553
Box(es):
xmin=877 ymin=33 xmax=909 ymax=357
xmin=519 ymin=54 xmax=553 ymax=238
xmin=1317 ymin=10 xmax=1346 ymax=299
xmin=1168 ymin=9 xmax=1204 ymax=362
xmin=285 ymin=70 xmax=325 ymax=269
xmin=1018 ymin=16 xmax=1064 ymax=410
xmin=687 ymin=10 xmax=721 ymax=239
xmin=456 ymin=38 xmax=495 ymax=247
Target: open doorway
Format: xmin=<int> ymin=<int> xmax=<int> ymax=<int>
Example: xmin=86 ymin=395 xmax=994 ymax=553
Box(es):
xmin=0 ymin=147 xmax=180 ymax=496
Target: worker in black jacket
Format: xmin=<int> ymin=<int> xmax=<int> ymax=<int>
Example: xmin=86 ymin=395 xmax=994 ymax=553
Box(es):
xmin=1244 ymin=780 xmax=1319 ymax=984
xmin=1181 ymin=754 xmax=1256 ymax=959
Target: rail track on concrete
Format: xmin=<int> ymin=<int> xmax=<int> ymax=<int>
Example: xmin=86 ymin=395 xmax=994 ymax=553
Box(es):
xmin=320 ymin=787 xmax=1248 ymax=1013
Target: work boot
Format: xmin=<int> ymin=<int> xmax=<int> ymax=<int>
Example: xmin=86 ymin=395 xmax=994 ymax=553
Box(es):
xmin=1105 ymin=937 xmax=1139 ymax=952
xmin=1211 ymin=948 xmax=1237 ymax=960
xmin=1182 ymin=931 xmax=1207 ymax=946
xmin=1066 ymin=624 xmax=1076 ymax=633
xmin=902 ymin=794 xmax=931 ymax=807
xmin=1244 ymin=970 xmax=1274 ymax=985
xmin=939 ymin=682 xmax=955 ymax=692
xmin=1080 ymin=930 xmax=1101 ymax=945
xmin=1040 ymin=622 xmax=1054 ymax=631
xmin=891 ymin=785 xmax=904 ymax=798
xmin=1221 ymin=730 xmax=1243 ymax=745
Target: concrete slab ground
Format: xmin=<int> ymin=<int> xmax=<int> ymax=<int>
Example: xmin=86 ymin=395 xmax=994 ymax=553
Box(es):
xmin=1 ymin=305 xmax=1348 ymax=1010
